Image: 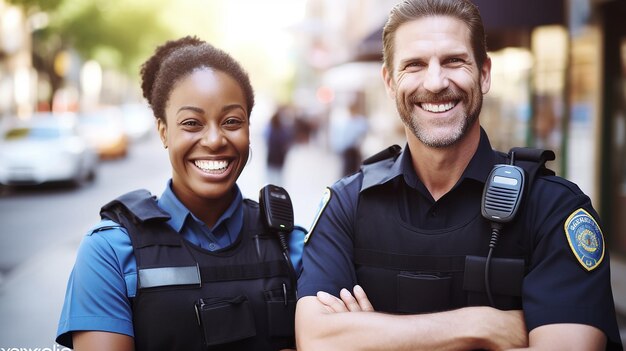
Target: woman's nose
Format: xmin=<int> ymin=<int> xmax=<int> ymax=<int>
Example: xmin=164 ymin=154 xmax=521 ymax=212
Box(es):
xmin=200 ymin=125 xmax=226 ymax=150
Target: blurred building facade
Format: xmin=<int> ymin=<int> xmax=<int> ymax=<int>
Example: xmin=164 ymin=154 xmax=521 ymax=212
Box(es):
xmin=1 ymin=0 xmax=624 ymax=255
xmin=294 ymin=0 xmax=626 ymax=256
xmin=0 ymin=0 xmax=34 ymax=119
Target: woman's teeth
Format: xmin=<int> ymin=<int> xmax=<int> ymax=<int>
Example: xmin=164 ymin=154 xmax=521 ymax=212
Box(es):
xmin=194 ymin=160 xmax=229 ymax=172
xmin=421 ymin=102 xmax=456 ymax=113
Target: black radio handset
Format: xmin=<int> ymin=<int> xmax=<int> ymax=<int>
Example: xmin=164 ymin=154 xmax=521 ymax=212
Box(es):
xmin=481 ymin=152 xmax=525 ymax=307
xmin=259 ymin=184 xmax=297 ymax=293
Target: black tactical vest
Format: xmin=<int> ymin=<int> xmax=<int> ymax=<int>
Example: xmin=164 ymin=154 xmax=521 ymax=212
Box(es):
xmin=100 ymin=190 xmax=296 ymax=351
xmin=353 ymin=147 xmax=554 ymax=314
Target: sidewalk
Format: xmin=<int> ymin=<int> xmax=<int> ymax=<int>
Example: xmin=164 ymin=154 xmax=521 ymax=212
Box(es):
xmin=612 ymin=256 xmax=626 ymax=313
xmin=610 ymin=255 xmax=626 ymax=343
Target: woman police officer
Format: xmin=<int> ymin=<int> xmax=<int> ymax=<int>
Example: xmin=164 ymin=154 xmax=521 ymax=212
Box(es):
xmin=56 ymin=36 xmax=303 ymax=351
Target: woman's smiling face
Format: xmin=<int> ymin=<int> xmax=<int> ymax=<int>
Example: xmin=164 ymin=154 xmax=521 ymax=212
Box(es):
xmin=158 ymin=67 xmax=250 ymax=205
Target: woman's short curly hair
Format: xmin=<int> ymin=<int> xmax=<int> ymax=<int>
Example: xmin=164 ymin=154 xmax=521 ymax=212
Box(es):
xmin=140 ymin=36 xmax=255 ymax=122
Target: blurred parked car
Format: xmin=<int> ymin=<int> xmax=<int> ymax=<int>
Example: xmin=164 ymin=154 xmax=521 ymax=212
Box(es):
xmin=0 ymin=113 xmax=98 ymax=187
xmin=78 ymin=108 xmax=129 ymax=159
xmin=121 ymin=103 xmax=155 ymax=141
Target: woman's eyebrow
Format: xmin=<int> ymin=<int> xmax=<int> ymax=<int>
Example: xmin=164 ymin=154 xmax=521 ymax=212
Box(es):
xmin=177 ymin=105 xmax=205 ymax=114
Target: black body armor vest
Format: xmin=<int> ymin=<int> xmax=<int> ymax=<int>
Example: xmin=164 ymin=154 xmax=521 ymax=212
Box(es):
xmin=354 ymin=147 xmax=554 ymax=314
xmin=100 ymin=190 xmax=296 ymax=351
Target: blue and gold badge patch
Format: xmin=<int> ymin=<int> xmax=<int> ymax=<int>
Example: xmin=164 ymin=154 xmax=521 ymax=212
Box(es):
xmin=304 ymin=187 xmax=332 ymax=244
xmin=564 ymin=208 xmax=604 ymax=271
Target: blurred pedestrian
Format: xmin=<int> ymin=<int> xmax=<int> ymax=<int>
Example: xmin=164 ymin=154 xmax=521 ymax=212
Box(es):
xmin=56 ymin=36 xmax=304 ymax=351
xmin=264 ymin=105 xmax=294 ymax=186
xmin=329 ymin=99 xmax=369 ymax=176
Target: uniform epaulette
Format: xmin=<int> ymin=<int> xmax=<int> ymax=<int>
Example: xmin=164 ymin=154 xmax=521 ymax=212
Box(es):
xmin=362 ymin=144 xmax=402 ymax=165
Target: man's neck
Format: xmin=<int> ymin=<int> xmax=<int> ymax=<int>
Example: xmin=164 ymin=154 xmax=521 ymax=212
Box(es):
xmin=407 ymin=125 xmax=480 ymax=201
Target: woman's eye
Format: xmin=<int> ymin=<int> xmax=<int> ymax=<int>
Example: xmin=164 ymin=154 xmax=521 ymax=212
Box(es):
xmin=224 ymin=118 xmax=244 ymax=127
xmin=181 ymin=120 xmax=199 ymax=127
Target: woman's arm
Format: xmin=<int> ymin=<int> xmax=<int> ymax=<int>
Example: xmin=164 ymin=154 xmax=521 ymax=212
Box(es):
xmin=73 ymin=331 xmax=134 ymax=351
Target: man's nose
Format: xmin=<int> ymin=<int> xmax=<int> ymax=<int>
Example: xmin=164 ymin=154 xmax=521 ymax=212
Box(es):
xmin=423 ymin=64 xmax=449 ymax=93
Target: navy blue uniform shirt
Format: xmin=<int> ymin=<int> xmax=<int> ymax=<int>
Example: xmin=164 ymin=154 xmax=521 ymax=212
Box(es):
xmin=298 ymin=128 xmax=622 ymax=349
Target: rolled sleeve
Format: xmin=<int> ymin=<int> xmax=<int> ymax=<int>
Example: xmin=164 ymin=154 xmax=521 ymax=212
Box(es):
xmin=56 ymin=223 xmax=135 ymax=347
xmin=522 ymin=178 xmax=621 ymax=348
xmin=297 ymin=178 xmax=361 ymax=298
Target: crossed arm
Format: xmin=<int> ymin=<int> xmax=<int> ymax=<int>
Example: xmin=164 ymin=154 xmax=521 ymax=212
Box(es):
xmin=295 ymin=285 xmax=527 ymax=351
xmin=295 ymin=286 xmax=606 ymax=351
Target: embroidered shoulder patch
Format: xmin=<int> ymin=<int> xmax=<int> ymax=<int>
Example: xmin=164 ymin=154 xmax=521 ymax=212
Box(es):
xmin=564 ymin=208 xmax=604 ymax=271
xmin=304 ymin=187 xmax=332 ymax=244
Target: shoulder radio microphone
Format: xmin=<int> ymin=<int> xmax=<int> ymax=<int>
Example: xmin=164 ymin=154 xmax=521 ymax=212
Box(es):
xmin=481 ymin=153 xmax=525 ymax=307
xmin=259 ymin=184 xmax=297 ymax=293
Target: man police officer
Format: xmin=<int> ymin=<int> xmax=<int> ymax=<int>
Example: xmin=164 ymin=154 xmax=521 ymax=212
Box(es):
xmin=295 ymin=0 xmax=623 ymax=350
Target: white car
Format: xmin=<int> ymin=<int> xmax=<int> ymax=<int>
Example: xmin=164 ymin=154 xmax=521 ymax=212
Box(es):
xmin=0 ymin=113 xmax=98 ymax=186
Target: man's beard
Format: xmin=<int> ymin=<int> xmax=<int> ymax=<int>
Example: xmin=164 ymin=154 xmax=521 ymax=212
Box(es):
xmin=396 ymin=87 xmax=482 ymax=148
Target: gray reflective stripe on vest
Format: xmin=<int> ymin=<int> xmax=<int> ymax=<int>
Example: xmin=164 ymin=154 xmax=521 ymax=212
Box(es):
xmin=138 ymin=265 xmax=201 ymax=289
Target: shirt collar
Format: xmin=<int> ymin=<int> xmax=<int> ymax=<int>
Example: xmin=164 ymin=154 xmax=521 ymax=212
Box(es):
xmin=362 ymin=127 xmax=498 ymax=191
xmin=158 ymin=180 xmax=244 ymax=235
xmin=460 ymin=127 xmax=498 ymax=184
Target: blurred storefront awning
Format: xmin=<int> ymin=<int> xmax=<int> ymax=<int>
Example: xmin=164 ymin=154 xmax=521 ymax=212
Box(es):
xmin=474 ymin=0 xmax=564 ymax=30
xmin=353 ymin=0 xmax=565 ymax=62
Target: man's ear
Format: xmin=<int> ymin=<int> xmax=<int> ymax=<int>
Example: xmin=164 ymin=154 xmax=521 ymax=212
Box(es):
xmin=157 ymin=118 xmax=168 ymax=149
xmin=480 ymin=56 xmax=492 ymax=95
xmin=381 ymin=64 xmax=396 ymax=100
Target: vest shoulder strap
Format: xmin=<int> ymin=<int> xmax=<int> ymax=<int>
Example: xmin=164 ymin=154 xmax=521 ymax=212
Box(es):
xmin=507 ymin=147 xmax=556 ymax=193
xmin=100 ymin=189 xmax=170 ymax=223
xmin=360 ymin=145 xmax=402 ymax=191
xmin=100 ymin=189 xmax=177 ymax=249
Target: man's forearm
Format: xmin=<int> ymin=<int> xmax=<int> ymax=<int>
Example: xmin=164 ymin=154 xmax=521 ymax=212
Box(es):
xmin=295 ymin=296 xmax=526 ymax=351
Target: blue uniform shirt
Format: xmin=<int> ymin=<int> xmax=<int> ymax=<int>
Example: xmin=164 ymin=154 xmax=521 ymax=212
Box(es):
xmin=56 ymin=181 xmax=305 ymax=343
xmin=298 ymin=129 xmax=622 ymax=349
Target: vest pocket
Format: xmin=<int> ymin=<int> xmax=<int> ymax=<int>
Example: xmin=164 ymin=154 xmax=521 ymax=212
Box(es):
xmin=265 ymin=285 xmax=297 ymax=337
xmin=194 ymin=295 xmax=256 ymax=346
xmin=463 ymin=255 xmax=524 ymax=308
xmin=397 ymin=272 xmax=452 ymax=313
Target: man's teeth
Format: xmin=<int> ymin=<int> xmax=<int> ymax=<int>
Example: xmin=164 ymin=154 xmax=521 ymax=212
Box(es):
xmin=421 ymin=102 xmax=456 ymax=113
xmin=194 ymin=160 xmax=229 ymax=171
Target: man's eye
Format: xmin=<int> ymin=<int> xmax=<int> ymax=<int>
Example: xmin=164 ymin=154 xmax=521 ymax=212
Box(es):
xmin=446 ymin=58 xmax=464 ymax=65
xmin=404 ymin=62 xmax=424 ymax=71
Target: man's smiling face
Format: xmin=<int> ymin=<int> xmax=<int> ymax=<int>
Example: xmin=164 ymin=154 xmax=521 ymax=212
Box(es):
xmin=383 ymin=15 xmax=491 ymax=148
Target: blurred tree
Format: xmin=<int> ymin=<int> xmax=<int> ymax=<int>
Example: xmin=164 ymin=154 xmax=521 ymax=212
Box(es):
xmin=6 ymin=0 xmax=64 ymax=12
xmin=7 ymin=0 xmax=173 ymax=107
xmin=52 ymin=0 xmax=172 ymax=73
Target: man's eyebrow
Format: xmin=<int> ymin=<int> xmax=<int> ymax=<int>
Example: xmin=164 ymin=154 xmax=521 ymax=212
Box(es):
xmin=398 ymin=57 xmax=426 ymax=67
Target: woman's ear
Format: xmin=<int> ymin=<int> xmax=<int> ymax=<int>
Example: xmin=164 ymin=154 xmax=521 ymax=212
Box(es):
xmin=157 ymin=118 xmax=168 ymax=149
